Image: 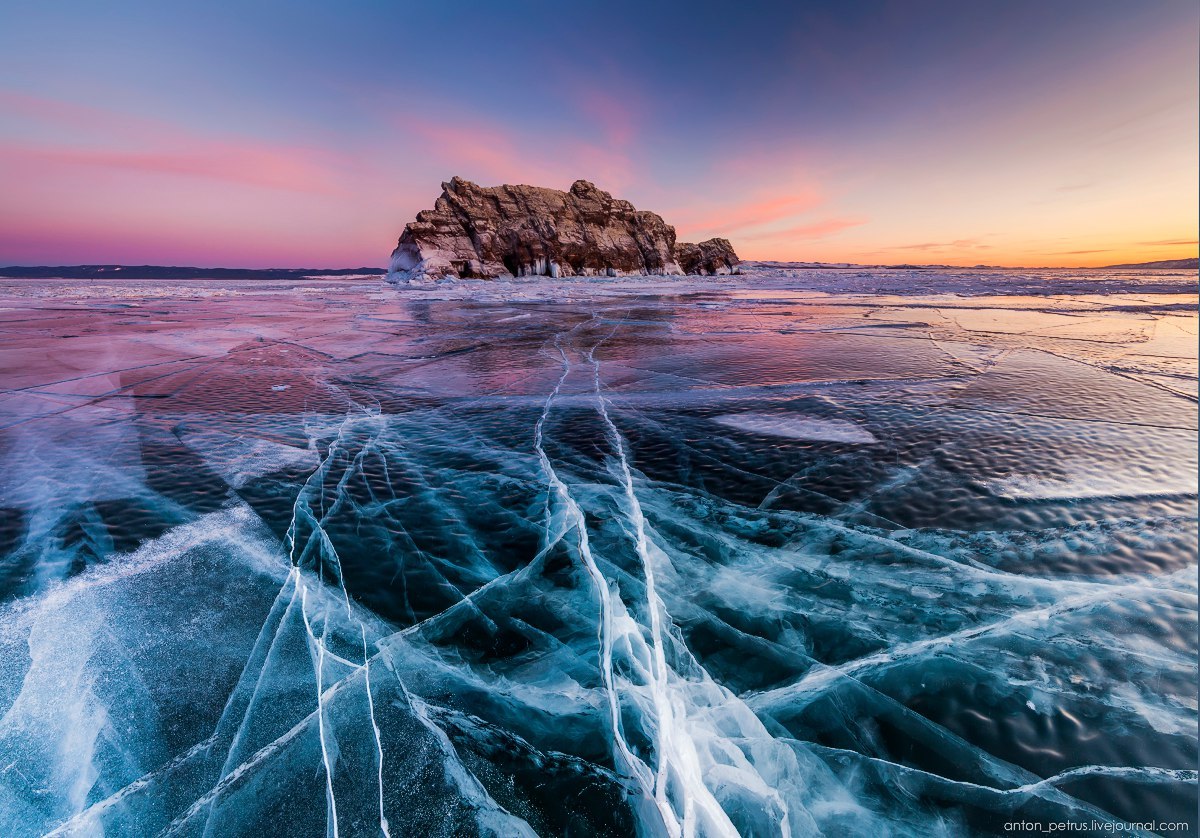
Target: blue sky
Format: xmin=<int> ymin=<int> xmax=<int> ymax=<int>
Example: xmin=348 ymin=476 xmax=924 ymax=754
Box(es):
xmin=1 ymin=0 xmax=1196 ymax=266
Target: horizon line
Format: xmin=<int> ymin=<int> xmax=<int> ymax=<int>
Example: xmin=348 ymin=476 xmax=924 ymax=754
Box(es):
xmin=2 ymin=256 xmax=1196 ymax=274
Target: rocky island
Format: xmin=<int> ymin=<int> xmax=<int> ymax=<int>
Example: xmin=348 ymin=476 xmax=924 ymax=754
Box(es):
xmin=387 ymin=177 xmax=739 ymax=281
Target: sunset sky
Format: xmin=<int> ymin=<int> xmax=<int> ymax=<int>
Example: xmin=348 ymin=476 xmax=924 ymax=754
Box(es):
xmin=1 ymin=0 xmax=1196 ymax=268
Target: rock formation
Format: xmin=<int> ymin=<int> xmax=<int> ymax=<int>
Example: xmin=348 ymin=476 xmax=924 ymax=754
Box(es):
xmin=674 ymin=237 xmax=739 ymax=276
xmin=388 ymin=177 xmax=739 ymax=281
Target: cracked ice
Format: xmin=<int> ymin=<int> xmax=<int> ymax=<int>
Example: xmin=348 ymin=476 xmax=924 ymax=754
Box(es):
xmin=0 ymin=268 xmax=1195 ymax=837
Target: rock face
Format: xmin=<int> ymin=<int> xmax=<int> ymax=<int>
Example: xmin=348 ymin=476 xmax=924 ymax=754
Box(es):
xmin=388 ymin=177 xmax=739 ymax=281
xmin=674 ymin=237 xmax=739 ymax=276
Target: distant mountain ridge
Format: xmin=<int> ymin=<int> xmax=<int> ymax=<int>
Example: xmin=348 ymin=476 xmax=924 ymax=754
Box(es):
xmin=1100 ymin=257 xmax=1198 ymax=270
xmin=0 ymin=265 xmax=385 ymax=279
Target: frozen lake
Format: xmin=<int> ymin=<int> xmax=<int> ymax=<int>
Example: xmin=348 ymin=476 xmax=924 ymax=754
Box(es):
xmin=0 ymin=269 xmax=1195 ymax=836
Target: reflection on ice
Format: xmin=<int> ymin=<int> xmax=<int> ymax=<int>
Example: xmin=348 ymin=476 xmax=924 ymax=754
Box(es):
xmin=0 ymin=270 xmax=1195 ymax=836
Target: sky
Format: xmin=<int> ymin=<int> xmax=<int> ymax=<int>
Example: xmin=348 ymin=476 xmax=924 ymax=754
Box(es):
xmin=0 ymin=0 xmax=1196 ymax=269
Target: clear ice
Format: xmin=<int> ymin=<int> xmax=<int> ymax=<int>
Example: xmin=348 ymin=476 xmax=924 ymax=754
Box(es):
xmin=0 ymin=268 xmax=1195 ymax=836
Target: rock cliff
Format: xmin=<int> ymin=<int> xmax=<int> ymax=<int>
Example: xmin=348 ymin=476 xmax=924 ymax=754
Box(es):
xmin=388 ymin=177 xmax=739 ymax=281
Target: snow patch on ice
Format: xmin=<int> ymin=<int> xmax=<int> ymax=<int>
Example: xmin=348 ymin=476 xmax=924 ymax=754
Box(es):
xmin=712 ymin=412 xmax=878 ymax=443
xmin=179 ymin=432 xmax=319 ymax=488
xmin=986 ymin=470 xmax=1198 ymax=500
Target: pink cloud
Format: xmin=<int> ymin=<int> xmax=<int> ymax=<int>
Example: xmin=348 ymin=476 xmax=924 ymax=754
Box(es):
xmin=0 ymin=142 xmax=342 ymax=193
xmin=664 ymin=173 xmax=832 ymax=246
xmin=741 ymin=217 xmax=865 ymax=241
xmin=658 ymin=147 xmax=861 ymax=257
xmin=0 ymin=209 xmax=380 ymax=268
xmin=677 ymin=189 xmax=826 ymax=236
xmin=0 ymin=89 xmax=137 ymax=133
xmin=574 ymin=88 xmax=636 ymax=147
xmin=403 ymin=113 xmax=635 ymax=192
xmin=661 ymin=144 xmax=839 ymax=242
xmin=406 ymin=120 xmax=562 ymax=186
xmin=538 ymin=59 xmax=649 ymax=150
xmin=0 ymin=89 xmax=348 ymax=193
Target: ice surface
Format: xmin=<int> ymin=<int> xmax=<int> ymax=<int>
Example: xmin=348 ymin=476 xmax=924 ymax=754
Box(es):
xmin=986 ymin=471 xmax=1200 ymax=501
xmin=0 ymin=268 xmax=1195 ymax=836
xmin=712 ymin=413 xmax=879 ymax=443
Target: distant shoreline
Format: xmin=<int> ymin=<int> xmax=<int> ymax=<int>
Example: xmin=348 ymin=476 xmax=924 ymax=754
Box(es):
xmin=0 ymin=257 xmax=1194 ymax=280
xmin=744 ymin=257 xmax=1199 ymax=271
xmin=0 ymin=266 xmax=386 ymax=280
